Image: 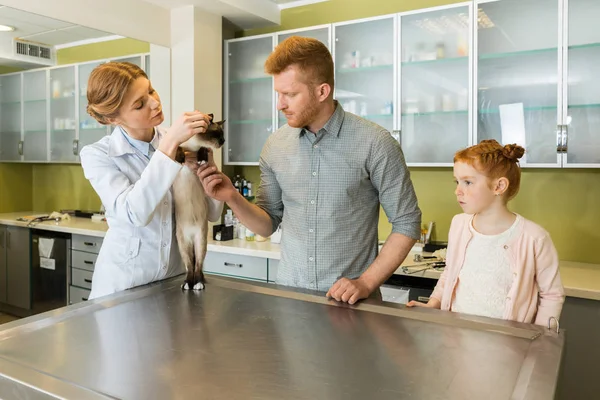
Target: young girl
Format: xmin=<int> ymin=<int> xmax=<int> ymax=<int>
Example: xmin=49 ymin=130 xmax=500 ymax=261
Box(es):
xmin=407 ymin=139 xmax=565 ymax=326
xmin=80 ymin=62 xmax=223 ymax=300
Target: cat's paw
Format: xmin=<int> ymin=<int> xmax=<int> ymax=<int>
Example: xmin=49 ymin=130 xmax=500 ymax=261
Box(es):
xmin=193 ymin=282 xmax=205 ymax=290
xmin=182 ymin=281 xmax=194 ymax=290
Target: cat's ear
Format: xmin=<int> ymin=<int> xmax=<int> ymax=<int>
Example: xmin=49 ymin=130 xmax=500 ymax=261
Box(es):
xmin=207 ymin=113 xmax=214 ymax=121
xmin=216 ymin=120 xmax=225 ymax=126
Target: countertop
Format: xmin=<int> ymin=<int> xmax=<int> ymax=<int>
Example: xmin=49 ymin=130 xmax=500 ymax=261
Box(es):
xmin=0 ymin=211 xmax=108 ymax=238
xmin=1 ymin=211 xmax=599 ymax=301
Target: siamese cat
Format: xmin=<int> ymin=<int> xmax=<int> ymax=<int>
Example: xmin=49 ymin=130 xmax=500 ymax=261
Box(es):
xmin=172 ymin=114 xmax=225 ymax=290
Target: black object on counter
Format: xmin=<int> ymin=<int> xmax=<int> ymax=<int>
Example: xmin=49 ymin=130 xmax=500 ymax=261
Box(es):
xmin=213 ymin=224 xmax=234 ymax=241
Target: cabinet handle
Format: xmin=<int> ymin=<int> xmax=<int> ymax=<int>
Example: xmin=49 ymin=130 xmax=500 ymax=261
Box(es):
xmin=417 ymin=296 xmax=430 ymax=302
xmin=84 ymin=260 xmax=94 ymax=265
xmin=84 ymin=279 xmax=92 ymax=283
xmin=224 ymin=262 xmax=243 ymax=268
xmin=18 ymin=140 xmax=23 ymax=156
xmin=6 ymin=231 xmax=10 ymax=249
xmin=83 ymin=242 xmax=96 ymax=247
xmin=562 ymin=125 xmax=568 ymax=152
xmin=556 ymin=126 xmax=563 ymax=152
xmin=72 ymin=139 xmax=79 ymax=156
xmin=82 ymin=297 xmax=88 ymax=301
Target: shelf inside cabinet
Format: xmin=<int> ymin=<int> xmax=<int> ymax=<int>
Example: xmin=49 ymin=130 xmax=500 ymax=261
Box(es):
xmin=229 ymin=119 xmax=272 ymax=125
xmin=479 ymin=105 xmax=556 ymax=114
xmin=479 ymin=47 xmax=557 ymax=60
xmin=402 ymin=110 xmax=468 ymax=116
xmin=401 ymin=56 xmax=468 ymax=66
xmin=229 ymin=77 xmax=271 ymax=84
xmin=568 ymin=42 xmax=600 ymax=51
xmin=336 ymin=64 xmax=393 ymax=74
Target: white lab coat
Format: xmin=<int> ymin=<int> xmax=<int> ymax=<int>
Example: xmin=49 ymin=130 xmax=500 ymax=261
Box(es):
xmin=80 ymin=126 xmax=223 ymax=300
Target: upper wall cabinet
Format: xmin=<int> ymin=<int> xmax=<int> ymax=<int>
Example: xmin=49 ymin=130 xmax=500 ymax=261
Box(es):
xmin=400 ymin=3 xmax=472 ymax=165
xmin=475 ymin=0 xmax=560 ymax=167
xmin=334 ymin=16 xmax=396 ymax=136
xmin=23 ymin=70 xmax=48 ymax=162
xmin=222 ymin=0 xmax=600 ymax=168
xmin=224 ymin=35 xmax=275 ymax=165
xmin=0 ymin=74 xmax=23 ymax=161
xmin=0 ymin=53 xmax=149 ymax=164
xmin=564 ymin=0 xmax=600 ymax=167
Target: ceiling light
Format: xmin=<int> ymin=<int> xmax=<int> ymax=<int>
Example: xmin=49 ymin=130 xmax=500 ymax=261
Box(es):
xmin=0 ymin=24 xmax=15 ymax=32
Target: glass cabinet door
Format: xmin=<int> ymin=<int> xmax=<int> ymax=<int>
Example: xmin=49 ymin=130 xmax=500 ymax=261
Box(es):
xmin=564 ymin=0 xmax=600 ymax=166
xmin=0 ymin=74 xmax=22 ymax=161
xmin=400 ymin=5 xmax=471 ymax=165
xmin=50 ymin=66 xmax=77 ymax=162
xmin=78 ymin=61 xmax=108 ymax=154
xmin=23 ymin=70 xmax=48 ymax=161
xmin=225 ymin=36 xmax=274 ymax=164
xmin=144 ymin=54 xmax=150 ymax=76
xmin=333 ymin=17 xmax=395 ymax=133
xmin=476 ymin=0 xmax=560 ymax=166
xmin=277 ymin=26 xmax=330 ymax=129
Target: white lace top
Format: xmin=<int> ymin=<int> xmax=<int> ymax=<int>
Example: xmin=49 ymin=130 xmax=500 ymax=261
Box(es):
xmin=451 ymin=215 xmax=521 ymax=319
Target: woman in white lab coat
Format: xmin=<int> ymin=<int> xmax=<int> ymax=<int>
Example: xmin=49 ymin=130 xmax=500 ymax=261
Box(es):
xmin=80 ymin=61 xmax=223 ymax=300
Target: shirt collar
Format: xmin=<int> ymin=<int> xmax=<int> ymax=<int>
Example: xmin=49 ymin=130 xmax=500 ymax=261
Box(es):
xmin=109 ymin=126 xmax=158 ymax=158
xmin=298 ymin=100 xmax=345 ymax=138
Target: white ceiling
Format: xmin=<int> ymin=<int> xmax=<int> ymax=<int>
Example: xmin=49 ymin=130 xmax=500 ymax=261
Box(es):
xmin=141 ymin=0 xmax=328 ymax=28
xmin=0 ymin=5 xmax=113 ymax=46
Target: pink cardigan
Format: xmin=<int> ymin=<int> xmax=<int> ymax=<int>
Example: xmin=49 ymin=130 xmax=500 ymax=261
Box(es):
xmin=431 ymin=213 xmax=565 ymax=326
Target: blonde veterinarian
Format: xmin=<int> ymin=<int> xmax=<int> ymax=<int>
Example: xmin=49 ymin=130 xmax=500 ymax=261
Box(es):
xmin=80 ymin=61 xmax=223 ymax=300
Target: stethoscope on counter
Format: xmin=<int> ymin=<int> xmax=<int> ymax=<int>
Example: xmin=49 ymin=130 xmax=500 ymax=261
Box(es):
xmin=17 ymin=216 xmax=62 ymax=227
xmin=401 ymin=253 xmax=445 ymax=275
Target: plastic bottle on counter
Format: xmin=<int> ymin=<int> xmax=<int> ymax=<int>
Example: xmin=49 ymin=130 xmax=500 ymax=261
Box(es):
xmin=245 ymin=228 xmax=255 ymax=242
xmin=224 ymin=209 xmax=233 ymax=226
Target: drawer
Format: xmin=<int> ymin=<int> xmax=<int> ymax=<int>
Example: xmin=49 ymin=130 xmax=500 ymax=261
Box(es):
xmin=71 ymin=235 xmax=103 ymax=254
xmin=268 ymin=258 xmax=279 ymax=282
xmin=72 ymin=250 xmax=98 ymax=272
xmin=69 ymin=285 xmax=91 ymax=304
xmin=204 ymin=252 xmax=267 ymax=281
xmin=72 ymin=267 xmax=94 ymax=290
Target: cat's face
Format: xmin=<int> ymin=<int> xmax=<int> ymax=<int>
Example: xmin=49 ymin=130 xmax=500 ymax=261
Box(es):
xmin=180 ymin=113 xmax=225 ymax=152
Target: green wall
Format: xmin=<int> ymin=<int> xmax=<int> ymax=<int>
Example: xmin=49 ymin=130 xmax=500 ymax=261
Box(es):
xmin=57 ymin=38 xmax=149 ymax=65
xmin=232 ymin=0 xmax=600 ymax=264
xmin=0 ymin=66 xmax=22 ymax=74
xmin=0 ymin=164 xmax=32 ymax=213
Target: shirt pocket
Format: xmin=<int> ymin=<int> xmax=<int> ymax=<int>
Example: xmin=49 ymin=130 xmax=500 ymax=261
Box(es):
xmin=114 ymin=236 xmax=141 ymax=266
xmin=318 ymin=166 xmax=364 ymax=211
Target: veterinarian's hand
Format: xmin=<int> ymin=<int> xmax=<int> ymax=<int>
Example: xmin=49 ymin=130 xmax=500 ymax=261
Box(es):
xmin=197 ymin=163 xmax=236 ymax=202
xmin=167 ymin=111 xmax=211 ymax=144
xmin=326 ymin=277 xmax=372 ymax=305
xmin=159 ymin=111 xmax=211 ymax=160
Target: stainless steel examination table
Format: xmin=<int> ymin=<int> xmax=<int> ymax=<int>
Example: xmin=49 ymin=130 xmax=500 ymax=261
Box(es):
xmin=0 ymin=275 xmax=564 ymax=399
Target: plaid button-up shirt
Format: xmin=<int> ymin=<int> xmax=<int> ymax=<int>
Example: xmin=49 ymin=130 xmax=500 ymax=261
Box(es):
xmin=257 ymin=102 xmax=422 ymax=291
